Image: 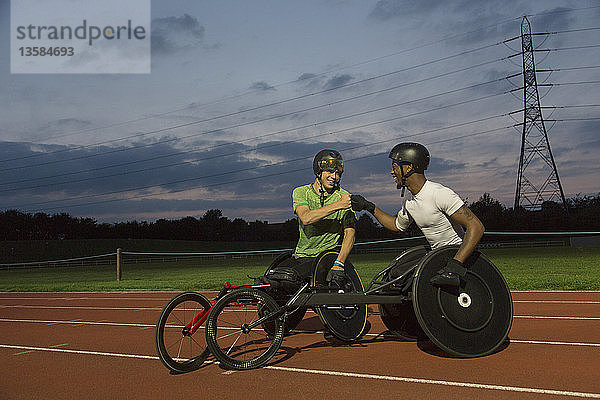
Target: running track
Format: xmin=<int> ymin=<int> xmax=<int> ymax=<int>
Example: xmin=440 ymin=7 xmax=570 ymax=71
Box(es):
xmin=1 ymin=291 xmax=599 ymax=399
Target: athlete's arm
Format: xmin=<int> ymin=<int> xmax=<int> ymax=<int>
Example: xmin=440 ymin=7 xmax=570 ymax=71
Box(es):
xmin=350 ymin=195 xmax=402 ymax=232
xmin=450 ymin=205 xmax=485 ymax=262
xmin=334 ymin=227 xmax=355 ymax=266
xmin=372 ymin=207 xmax=400 ymax=232
xmin=295 ymin=192 xmax=351 ymax=225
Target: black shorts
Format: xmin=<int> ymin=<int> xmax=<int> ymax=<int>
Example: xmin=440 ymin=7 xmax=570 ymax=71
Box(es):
xmin=277 ymin=255 xmax=316 ymax=282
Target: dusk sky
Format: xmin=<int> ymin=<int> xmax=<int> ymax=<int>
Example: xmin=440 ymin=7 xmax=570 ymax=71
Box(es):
xmin=1 ymin=0 xmax=599 ymax=223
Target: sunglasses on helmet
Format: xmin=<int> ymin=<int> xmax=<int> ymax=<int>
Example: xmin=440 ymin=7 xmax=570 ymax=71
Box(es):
xmin=319 ymin=158 xmax=344 ymax=173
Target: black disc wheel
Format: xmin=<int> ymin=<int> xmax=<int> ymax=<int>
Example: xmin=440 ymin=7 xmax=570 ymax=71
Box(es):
xmin=412 ymin=246 xmax=513 ymax=357
xmin=312 ymin=251 xmax=368 ymax=342
xmin=205 ymin=288 xmax=284 ymax=370
xmin=155 ymin=292 xmax=212 ymax=373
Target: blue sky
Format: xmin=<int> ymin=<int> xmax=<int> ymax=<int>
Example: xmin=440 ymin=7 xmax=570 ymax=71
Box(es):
xmin=1 ymin=0 xmax=599 ymax=223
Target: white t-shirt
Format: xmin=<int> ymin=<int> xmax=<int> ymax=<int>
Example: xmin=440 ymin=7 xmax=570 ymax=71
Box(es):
xmin=395 ymin=180 xmax=465 ymax=249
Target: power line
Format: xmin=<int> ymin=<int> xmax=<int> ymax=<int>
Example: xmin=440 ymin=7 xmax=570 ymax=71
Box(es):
xmin=537 ymin=44 xmax=600 ymax=52
xmin=5 ymin=22 xmax=597 ymax=182
xmin=0 ymin=90 xmax=512 ymax=193
xmin=14 ymin=116 xmax=600 ymax=214
xmin=1 ymin=42 xmax=505 ymax=166
xmin=7 ymin=16 xmax=531 ymax=148
xmin=4 ymin=7 xmax=599 ymax=218
xmin=12 ymin=113 xmax=512 ymax=211
xmin=4 ymin=69 xmax=596 ymax=186
xmin=504 ymin=26 xmax=600 ymax=42
xmin=4 ymin=73 xmax=597 ymax=200
xmin=0 ymin=64 xmax=514 ymax=186
xmin=10 ymin=6 xmax=597 ymax=148
xmin=7 ymin=37 xmax=597 ymax=173
xmin=525 ymin=5 xmax=600 ymax=19
xmin=0 ymin=53 xmax=512 ymax=174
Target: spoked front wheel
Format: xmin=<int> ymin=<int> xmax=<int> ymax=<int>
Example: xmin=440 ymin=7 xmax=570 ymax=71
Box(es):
xmin=205 ymin=288 xmax=284 ymax=370
xmin=155 ymin=292 xmax=212 ymax=373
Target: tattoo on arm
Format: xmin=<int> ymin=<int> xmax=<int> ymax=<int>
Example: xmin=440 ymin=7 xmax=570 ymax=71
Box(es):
xmin=458 ymin=206 xmax=475 ymax=221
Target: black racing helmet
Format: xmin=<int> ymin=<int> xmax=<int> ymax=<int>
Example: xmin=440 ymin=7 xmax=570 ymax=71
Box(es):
xmin=313 ymin=149 xmax=344 ymax=176
xmin=388 ymin=142 xmax=430 ymax=173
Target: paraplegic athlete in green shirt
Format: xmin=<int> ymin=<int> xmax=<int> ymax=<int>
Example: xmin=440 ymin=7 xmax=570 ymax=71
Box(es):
xmin=290 ymin=149 xmax=357 ymax=288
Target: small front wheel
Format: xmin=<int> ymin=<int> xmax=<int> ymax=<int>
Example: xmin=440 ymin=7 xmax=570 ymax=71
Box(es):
xmin=155 ymin=292 xmax=212 ymax=373
xmin=205 ymin=288 xmax=284 ymax=370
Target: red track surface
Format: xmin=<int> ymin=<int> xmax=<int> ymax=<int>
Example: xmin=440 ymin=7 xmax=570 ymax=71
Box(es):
xmin=1 ymin=291 xmax=599 ymax=399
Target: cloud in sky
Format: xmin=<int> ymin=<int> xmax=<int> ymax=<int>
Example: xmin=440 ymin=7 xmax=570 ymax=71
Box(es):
xmin=249 ymin=81 xmax=276 ymax=91
xmin=323 ymin=74 xmax=355 ymax=90
xmin=151 ymin=14 xmax=205 ymax=54
xmin=1 ymin=0 xmax=598 ymax=223
xmin=369 ymin=0 xmax=444 ymax=20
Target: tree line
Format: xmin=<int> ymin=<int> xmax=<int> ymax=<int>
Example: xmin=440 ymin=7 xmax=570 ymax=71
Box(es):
xmin=1 ymin=193 xmax=598 ymax=242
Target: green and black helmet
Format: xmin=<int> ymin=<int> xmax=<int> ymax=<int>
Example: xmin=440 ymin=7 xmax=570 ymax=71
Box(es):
xmin=313 ymin=149 xmax=344 ymax=176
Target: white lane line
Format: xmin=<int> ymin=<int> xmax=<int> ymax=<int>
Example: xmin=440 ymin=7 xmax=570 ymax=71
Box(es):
xmin=514 ymin=316 xmax=600 ymax=320
xmin=0 ymin=297 xmax=191 ymax=301
xmin=3 ymin=303 xmax=600 ymax=320
xmin=511 ymin=340 xmax=600 ymax=347
xmin=4 ymin=297 xmax=225 ymax=301
xmin=0 ymin=305 xmax=163 ymax=310
xmin=266 ymin=365 xmax=600 ymax=398
xmin=2 ymin=318 xmax=600 ymax=348
xmin=0 ymin=291 xmax=219 ymax=295
xmin=0 ymin=318 xmax=154 ymax=328
xmin=512 ymin=290 xmax=600 ymax=293
xmin=0 ymin=344 xmax=158 ymax=360
xmin=1 ymin=344 xmax=599 ymax=398
xmin=514 ymin=301 xmax=600 ymax=304
xmin=4 ymin=299 xmax=593 ymax=304
xmin=0 ymin=295 xmax=597 ymax=303
xmin=0 ymin=304 xmax=314 ymax=315
xmin=0 ymin=293 xmax=219 ymax=301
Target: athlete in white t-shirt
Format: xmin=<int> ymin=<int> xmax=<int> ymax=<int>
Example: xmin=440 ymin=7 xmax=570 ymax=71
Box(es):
xmin=351 ymin=142 xmax=484 ymax=287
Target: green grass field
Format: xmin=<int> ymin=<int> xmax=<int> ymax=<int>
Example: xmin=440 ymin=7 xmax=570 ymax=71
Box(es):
xmin=1 ymin=246 xmax=599 ymax=292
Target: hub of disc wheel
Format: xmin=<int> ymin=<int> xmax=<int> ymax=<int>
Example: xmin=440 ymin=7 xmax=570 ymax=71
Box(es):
xmin=458 ymin=292 xmax=472 ymax=308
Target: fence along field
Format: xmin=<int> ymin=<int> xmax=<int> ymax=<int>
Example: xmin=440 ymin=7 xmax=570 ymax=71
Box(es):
xmin=1 ymin=233 xmax=599 ymax=292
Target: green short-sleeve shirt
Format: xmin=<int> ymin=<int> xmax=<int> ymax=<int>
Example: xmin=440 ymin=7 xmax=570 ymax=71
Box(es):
xmin=292 ymin=184 xmax=357 ymax=257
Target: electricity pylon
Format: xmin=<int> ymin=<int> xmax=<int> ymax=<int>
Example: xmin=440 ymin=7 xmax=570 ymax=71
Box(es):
xmin=514 ymin=16 xmax=567 ymax=211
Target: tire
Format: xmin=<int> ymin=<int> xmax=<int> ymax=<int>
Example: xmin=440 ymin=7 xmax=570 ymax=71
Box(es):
xmin=205 ymin=288 xmax=284 ymax=370
xmin=155 ymin=292 xmax=212 ymax=373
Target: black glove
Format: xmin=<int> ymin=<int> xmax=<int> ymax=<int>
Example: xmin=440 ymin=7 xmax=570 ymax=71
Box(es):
xmin=444 ymin=259 xmax=467 ymax=277
xmin=430 ymin=259 xmax=467 ymax=288
xmin=351 ymin=195 xmax=375 ymax=213
xmin=326 ymin=268 xmax=347 ymax=289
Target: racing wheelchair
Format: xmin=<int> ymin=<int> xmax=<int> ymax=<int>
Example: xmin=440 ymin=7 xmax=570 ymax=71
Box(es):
xmin=155 ymin=245 xmax=513 ymax=372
